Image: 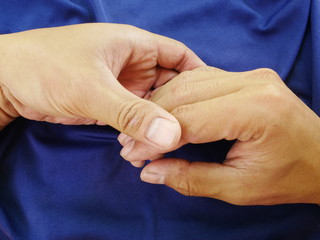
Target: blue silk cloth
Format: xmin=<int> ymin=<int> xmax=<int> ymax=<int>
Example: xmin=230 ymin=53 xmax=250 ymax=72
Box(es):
xmin=0 ymin=0 xmax=320 ymax=239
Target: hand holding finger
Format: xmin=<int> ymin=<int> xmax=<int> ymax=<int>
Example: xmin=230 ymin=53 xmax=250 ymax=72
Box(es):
xmin=0 ymin=23 xmax=205 ymax=152
xmin=140 ymin=67 xmax=320 ymax=205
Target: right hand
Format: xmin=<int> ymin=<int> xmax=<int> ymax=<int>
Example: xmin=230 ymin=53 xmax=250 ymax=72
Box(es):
xmin=120 ymin=66 xmax=320 ymax=205
xmin=0 ymin=23 xmax=204 ymax=152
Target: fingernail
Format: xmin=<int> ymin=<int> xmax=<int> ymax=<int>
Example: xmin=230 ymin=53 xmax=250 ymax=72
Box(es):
xmin=140 ymin=171 xmax=165 ymax=184
xmin=146 ymin=118 xmax=178 ymax=149
xmin=120 ymin=140 xmax=135 ymax=158
xmin=117 ymin=133 xmax=128 ymax=145
xmin=118 ymin=133 xmax=133 ymax=146
xmin=131 ymin=161 xmax=145 ymax=168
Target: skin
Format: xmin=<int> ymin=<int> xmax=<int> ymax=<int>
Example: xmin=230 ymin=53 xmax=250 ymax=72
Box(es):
xmin=0 ymin=23 xmax=205 ymax=151
xmin=1 ymin=24 xmax=318 ymax=205
xmin=120 ymin=66 xmax=320 ymax=205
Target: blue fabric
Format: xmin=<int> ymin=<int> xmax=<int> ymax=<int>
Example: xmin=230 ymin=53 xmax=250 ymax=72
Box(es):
xmin=0 ymin=0 xmax=319 ymax=239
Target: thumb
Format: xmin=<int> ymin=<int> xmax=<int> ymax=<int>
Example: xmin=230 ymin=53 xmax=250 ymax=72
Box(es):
xmin=83 ymin=79 xmax=181 ymax=152
xmin=140 ymin=158 xmax=242 ymax=203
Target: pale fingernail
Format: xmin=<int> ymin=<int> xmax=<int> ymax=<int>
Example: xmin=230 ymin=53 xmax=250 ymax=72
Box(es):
xmin=131 ymin=161 xmax=145 ymax=168
xmin=120 ymin=140 xmax=135 ymax=158
xmin=146 ymin=118 xmax=179 ymax=149
xmin=117 ymin=133 xmax=129 ymax=145
xmin=140 ymin=171 xmax=165 ymax=184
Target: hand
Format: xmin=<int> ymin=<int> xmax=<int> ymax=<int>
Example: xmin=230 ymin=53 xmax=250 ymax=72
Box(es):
xmin=124 ymin=66 xmax=320 ymax=205
xmin=0 ymin=23 xmax=204 ymax=151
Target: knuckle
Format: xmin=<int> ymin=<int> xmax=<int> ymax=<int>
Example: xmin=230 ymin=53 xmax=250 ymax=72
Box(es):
xmin=168 ymin=161 xmax=206 ymax=197
xmin=177 ymin=41 xmax=188 ymax=50
xmin=116 ymin=100 xmax=147 ymax=135
xmin=174 ymin=177 xmax=192 ymax=196
xmin=171 ymin=105 xmax=200 ymax=142
xmin=168 ymin=69 xmax=201 ymax=101
xmin=257 ymin=82 xmax=289 ymax=113
xmin=171 ymin=104 xmax=193 ymax=120
xmin=260 ymin=82 xmax=283 ymax=101
xmin=255 ymin=68 xmax=282 ymax=82
xmin=173 ymin=175 xmax=202 ymax=197
xmin=170 ymin=81 xmax=194 ymax=104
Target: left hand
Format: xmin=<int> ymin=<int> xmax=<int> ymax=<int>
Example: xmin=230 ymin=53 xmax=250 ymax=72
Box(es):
xmin=0 ymin=23 xmax=205 ymax=152
xmin=120 ymin=66 xmax=320 ymax=205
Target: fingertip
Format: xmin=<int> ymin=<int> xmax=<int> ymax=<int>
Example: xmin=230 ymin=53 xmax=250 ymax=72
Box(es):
xmin=140 ymin=158 xmax=182 ymax=184
xmin=118 ymin=133 xmax=133 ymax=146
xmin=131 ymin=160 xmax=145 ymax=168
xmin=120 ymin=140 xmax=135 ymax=159
xmin=142 ymin=158 xmax=185 ymax=174
xmin=117 ymin=133 xmax=127 ymax=143
xmin=140 ymin=171 xmax=165 ymax=185
xmin=120 ymin=141 xmax=165 ymax=162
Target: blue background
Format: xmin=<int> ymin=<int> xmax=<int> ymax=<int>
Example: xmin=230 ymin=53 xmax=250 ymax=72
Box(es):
xmin=0 ymin=0 xmax=319 ymax=239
